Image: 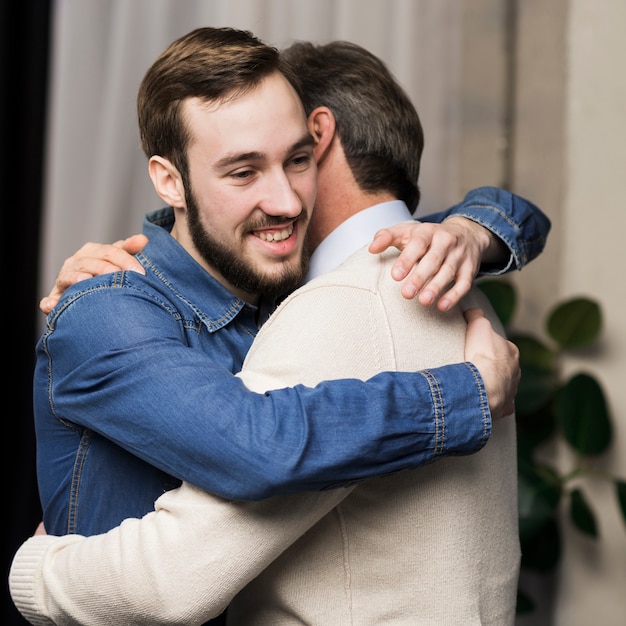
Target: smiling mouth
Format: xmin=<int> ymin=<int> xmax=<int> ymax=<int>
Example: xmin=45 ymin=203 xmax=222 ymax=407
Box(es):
xmin=255 ymin=223 xmax=294 ymax=242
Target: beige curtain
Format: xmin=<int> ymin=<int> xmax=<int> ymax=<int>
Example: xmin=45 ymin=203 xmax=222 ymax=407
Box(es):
xmin=40 ymin=0 xmax=463 ymax=296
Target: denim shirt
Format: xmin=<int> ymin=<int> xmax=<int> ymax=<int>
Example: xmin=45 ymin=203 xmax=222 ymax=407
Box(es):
xmin=35 ymin=188 xmax=550 ymax=536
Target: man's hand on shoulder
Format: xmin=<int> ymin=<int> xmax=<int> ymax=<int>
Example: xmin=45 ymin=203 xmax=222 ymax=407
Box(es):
xmin=40 ymin=234 xmax=149 ymax=314
xmin=369 ymin=217 xmax=498 ymax=311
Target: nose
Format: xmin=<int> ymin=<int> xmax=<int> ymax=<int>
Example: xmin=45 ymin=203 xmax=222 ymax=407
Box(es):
xmin=257 ymin=169 xmax=302 ymax=218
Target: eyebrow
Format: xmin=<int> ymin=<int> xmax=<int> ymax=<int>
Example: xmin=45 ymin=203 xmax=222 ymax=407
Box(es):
xmin=214 ymin=132 xmax=315 ymax=170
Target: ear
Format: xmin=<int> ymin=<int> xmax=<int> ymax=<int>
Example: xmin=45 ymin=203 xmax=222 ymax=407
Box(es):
xmin=148 ymin=156 xmax=186 ymax=207
xmin=307 ymin=106 xmax=336 ymax=164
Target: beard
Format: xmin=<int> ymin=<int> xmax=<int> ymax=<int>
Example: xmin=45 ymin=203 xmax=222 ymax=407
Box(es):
xmin=185 ymin=187 xmax=310 ymax=301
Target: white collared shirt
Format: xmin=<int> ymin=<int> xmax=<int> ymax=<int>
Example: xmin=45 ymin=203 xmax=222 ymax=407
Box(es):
xmin=305 ymin=200 xmax=413 ymax=283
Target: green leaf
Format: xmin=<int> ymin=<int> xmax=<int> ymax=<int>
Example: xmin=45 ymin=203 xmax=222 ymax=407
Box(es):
xmin=616 ymin=480 xmax=626 ymax=529
xmin=547 ymin=297 xmax=602 ymax=349
xmin=518 ymin=463 xmax=561 ymax=542
xmin=516 ymin=435 xmax=535 ymax=473
xmin=516 ymin=404 xmax=557 ymax=447
xmin=557 ymin=373 xmax=612 ymax=455
xmin=570 ymin=488 xmax=598 ymax=537
xmin=520 ymin=517 xmax=561 ymax=572
xmin=477 ymin=279 xmax=516 ymax=327
xmin=514 ymin=365 xmax=559 ymax=417
xmin=510 ymin=333 xmax=557 ymax=372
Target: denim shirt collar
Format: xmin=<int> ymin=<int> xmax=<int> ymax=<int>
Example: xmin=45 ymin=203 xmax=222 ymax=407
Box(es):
xmin=139 ymin=207 xmax=256 ymax=332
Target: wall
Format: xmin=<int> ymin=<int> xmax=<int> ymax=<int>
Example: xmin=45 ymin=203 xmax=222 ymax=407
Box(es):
xmin=556 ymin=1 xmax=626 ymax=624
xmin=456 ymin=2 xmax=625 ymax=624
xmin=478 ymin=1 xmax=626 ymax=624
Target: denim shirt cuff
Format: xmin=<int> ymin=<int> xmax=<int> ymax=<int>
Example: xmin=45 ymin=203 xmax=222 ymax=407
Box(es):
xmin=429 ymin=361 xmax=492 ymax=458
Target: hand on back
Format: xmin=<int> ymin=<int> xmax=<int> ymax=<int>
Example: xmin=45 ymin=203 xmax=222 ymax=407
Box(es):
xmin=463 ymin=308 xmax=520 ymax=420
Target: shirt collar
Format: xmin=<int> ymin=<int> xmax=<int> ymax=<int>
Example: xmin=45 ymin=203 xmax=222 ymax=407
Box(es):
xmin=141 ymin=208 xmax=253 ymax=331
xmin=305 ymin=200 xmax=413 ymax=282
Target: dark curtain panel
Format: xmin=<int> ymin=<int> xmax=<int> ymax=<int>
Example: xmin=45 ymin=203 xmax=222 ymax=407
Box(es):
xmin=1 ymin=1 xmax=50 ymax=624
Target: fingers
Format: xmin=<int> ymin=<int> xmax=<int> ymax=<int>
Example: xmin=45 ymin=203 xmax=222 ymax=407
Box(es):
xmin=464 ymin=308 xmax=520 ymax=420
xmin=429 ymin=276 xmax=474 ymax=311
xmin=369 ymin=221 xmax=483 ymax=310
xmin=39 ymin=239 xmax=148 ymax=315
xmin=97 ymin=242 xmax=146 ymax=273
xmin=368 ymin=228 xmax=397 ymax=254
xmin=40 ymin=299 xmax=57 ymax=315
xmin=463 ymin=307 xmax=485 ymax=324
xmin=40 ymin=270 xmax=98 ymax=314
xmin=113 ymin=234 xmax=149 ymax=254
xmin=404 ymin=259 xmax=474 ymax=310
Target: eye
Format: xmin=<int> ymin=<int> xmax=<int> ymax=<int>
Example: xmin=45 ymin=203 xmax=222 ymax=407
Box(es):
xmin=230 ymin=168 xmax=255 ymax=182
xmin=288 ymin=153 xmax=313 ymax=169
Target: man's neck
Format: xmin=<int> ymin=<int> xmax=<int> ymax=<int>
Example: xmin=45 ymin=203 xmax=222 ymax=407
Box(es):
xmin=305 ymin=198 xmax=412 ymax=283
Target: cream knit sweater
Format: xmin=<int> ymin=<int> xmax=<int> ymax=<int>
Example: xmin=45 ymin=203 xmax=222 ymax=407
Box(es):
xmin=228 ymin=246 xmax=519 ymax=625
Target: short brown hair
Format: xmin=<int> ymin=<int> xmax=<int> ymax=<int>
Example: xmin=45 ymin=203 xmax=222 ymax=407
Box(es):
xmin=137 ymin=27 xmax=302 ymax=183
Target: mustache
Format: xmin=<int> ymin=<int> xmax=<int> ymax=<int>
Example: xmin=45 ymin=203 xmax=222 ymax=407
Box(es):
xmin=248 ymin=209 xmax=307 ymax=230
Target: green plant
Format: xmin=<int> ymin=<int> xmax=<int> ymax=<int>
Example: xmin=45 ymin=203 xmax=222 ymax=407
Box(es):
xmin=477 ymin=279 xmax=626 ymax=614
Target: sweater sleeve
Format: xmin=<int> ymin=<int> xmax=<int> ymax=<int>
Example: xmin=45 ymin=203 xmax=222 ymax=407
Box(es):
xmin=9 ymin=482 xmax=349 ymax=625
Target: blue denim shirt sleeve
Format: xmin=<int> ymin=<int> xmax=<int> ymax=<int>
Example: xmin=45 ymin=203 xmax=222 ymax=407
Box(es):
xmin=419 ymin=186 xmax=551 ymax=275
xmin=39 ymin=281 xmax=490 ymax=502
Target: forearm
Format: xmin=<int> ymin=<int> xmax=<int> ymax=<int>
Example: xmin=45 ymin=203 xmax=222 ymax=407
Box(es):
xmin=10 ymin=483 xmax=349 ymax=625
xmin=154 ymin=364 xmax=491 ymax=499
xmin=53 ymin=337 xmax=490 ymax=500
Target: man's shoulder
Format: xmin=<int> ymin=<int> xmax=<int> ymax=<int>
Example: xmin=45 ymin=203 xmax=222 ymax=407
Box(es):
xmin=305 ymin=244 xmax=397 ymax=292
xmin=48 ymin=269 xmax=162 ymax=321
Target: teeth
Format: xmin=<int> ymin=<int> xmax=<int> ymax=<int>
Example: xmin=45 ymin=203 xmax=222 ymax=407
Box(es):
xmin=257 ymin=224 xmax=293 ymax=242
